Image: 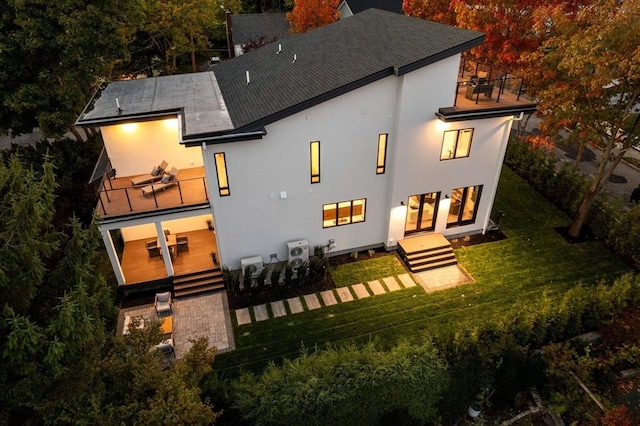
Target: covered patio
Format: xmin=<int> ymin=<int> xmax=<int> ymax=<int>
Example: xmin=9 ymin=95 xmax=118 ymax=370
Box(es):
xmin=120 ymin=228 xmax=218 ymax=285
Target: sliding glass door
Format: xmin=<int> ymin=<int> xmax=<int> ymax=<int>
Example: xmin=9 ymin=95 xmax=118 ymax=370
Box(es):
xmin=405 ymin=192 xmax=440 ymax=234
xmin=447 ymin=185 xmax=482 ymax=228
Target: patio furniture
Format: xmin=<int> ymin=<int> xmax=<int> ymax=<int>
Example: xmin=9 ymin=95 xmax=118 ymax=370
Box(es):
xmin=123 ymin=315 xmax=145 ymax=334
xmin=465 ymin=83 xmax=494 ymax=100
xmin=160 ymin=316 xmax=173 ymax=336
xmin=176 ymin=234 xmax=189 ymax=253
xmin=146 ymin=240 xmax=161 ymax=258
xmin=155 ymin=292 xmax=172 ymax=316
xmin=131 ymin=160 xmax=168 ymax=186
xmin=155 ymin=338 xmax=175 ymax=359
xmin=141 ymin=167 xmax=179 ymax=197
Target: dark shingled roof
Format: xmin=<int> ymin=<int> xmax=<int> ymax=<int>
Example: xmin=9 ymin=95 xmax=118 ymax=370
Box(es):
xmin=342 ymin=0 xmax=403 ymax=15
xmin=213 ymin=9 xmax=483 ymax=132
xmin=230 ymin=13 xmax=290 ymax=46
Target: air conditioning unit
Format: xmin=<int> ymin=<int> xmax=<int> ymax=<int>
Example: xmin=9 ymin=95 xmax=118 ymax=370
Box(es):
xmin=240 ymin=256 xmax=263 ymax=278
xmin=287 ymin=240 xmax=309 ymax=268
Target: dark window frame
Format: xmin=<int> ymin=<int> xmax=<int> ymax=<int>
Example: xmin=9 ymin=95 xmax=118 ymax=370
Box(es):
xmin=214 ymin=152 xmax=230 ymax=196
xmin=376 ymin=133 xmax=388 ymax=174
xmin=440 ymin=128 xmax=474 ymax=160
xmin=310 ymin=141 xmax=320 ymax=184
xmin=322 ymin=198 xmax=367 ymax=228
xmin=446 ymin=185 xmax=483 ymax=228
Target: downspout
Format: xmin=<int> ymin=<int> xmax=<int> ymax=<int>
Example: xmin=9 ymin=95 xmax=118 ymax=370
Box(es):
xmin=482 ymin=113 xmax=523 ymax=233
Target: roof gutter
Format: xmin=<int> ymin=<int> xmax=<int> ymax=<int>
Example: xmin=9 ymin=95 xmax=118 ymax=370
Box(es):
xmin=182 ymin=129 xmax=267 ymax=146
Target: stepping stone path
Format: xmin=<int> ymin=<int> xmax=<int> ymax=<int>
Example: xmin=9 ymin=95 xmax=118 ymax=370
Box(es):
xmin=235 ymin=274 xmax=420 ymax=324
xmin=271 ymin=300 xmax=287 ymax=318
xmin=336 ymin=287 xmax=354 ymax=302
xmin=253 ymin=304 xmax=269 ymax=322
xmin=383 ymin=277 xmax=401 ymax=292
xmin=368 ymin=280 xmax=386 ymax=295
xmin=352 ymin=283 xmax=371 ymax=299
xmin=287 ymin=297 xmax=304 ymax=314
xmin=320 ymin=290 xmax=338 ymax=306
xmin=303 ymin=294 xmax=322 ymax=310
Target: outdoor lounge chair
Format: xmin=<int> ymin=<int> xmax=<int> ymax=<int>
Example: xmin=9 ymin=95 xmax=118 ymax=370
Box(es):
xmin=130 ymin=160 xmax=168 ymax=186
xmin=156 ymin=338 xmax=175 ymax=359
xmin=146 ymin=240 xmax=161 ymax=258
xmin=155 ymin=292 xmax=172 ymax=316
xmin=141 ymin=167 xmax=179 ymax=196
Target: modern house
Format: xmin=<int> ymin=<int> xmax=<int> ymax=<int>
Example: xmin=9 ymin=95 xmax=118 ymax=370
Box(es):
xmin=225 ymin=12 xmax=290 ymax=58
xmin=77 ymin=9 xmax=536 ymax=297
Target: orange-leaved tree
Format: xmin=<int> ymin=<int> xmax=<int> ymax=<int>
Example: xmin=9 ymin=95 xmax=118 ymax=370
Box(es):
xmin=536 ymin=0 xmax=640 ymax=238
xmin=287 ymin=0 xmax=339 ymax=34
xmin=403 ymin=0 xmax=456 ymax=25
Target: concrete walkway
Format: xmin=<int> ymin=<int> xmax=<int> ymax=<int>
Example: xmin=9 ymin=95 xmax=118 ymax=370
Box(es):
xmin=234 ymin=265 xmax=473 ymax=325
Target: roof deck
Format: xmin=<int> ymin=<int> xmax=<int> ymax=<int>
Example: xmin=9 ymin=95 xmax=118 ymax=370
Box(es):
xmin=437 ymin=73 xmax=538 ymax=122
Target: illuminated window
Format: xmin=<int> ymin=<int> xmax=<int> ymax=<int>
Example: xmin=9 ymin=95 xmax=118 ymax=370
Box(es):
xmin=376 ymin=133 xmax=388 ymax=174
xmin=214 ymin=152 xmax=230 ymax=196
xmin=440 ymin=128 xmax=473 ymax=160
xmin=310 ymin=141 xmax=320 ymax=183
xmin=447 ymin=185 xmax=482 ymax=227
xmin=323 ymin=198 xmax=366 ymax=228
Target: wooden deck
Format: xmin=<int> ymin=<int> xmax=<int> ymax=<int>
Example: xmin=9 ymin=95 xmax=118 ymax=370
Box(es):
xmin=453 ymin=75 xmax=536 ymax=110
xmin=121 ymin=229 xmax=218 ymax=285
xmin=398 ymin=233 xmax=451 ymax=254
xmin=97 ymin=167 xmax=209 ymax=218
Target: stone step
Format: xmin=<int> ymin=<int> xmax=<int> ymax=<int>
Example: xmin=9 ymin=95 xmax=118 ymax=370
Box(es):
xmin=405 ymin=247 xmax=453 ymax=261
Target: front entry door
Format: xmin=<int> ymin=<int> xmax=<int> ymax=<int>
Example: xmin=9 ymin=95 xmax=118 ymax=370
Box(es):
xmin=405 ymin=192 xmax=440 ymax=235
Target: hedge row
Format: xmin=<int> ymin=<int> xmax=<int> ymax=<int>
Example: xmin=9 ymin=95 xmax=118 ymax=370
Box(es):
xmin=505 ymin=138 xmax=640 ymax=270
xmin=217 ymin=274 xmax=640 ymax=424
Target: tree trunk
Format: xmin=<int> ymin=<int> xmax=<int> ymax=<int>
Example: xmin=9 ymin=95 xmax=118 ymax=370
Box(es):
xmin=69 ymin=125 xmax=85 ymax=143
xmin=574 ymin=142 xmax=585 ymax=166
xmin=568 ymin=147 xmax=626 ymax=237
xmin=83 ymin=127 xmax=92 ymax=139
xmin=190 ymin=33 xmax=197 ymax=73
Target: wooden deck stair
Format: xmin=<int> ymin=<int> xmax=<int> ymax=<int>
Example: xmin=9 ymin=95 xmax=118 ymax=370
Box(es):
xmin=398 ymin=234 xmax=457 ymax=273
xmin=173 ymin=268 xmax=224 ymax=298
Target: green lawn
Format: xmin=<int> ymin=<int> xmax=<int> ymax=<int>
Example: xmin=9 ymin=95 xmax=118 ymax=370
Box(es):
xmin=214 ymin=167 xmax=632 ymax=374
xmin=329 ymin=255 xmax=407 ymax=287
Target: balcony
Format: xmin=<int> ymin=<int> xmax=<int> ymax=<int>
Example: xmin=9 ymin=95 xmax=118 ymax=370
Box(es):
xmin=437 ymin=61 xmax=538 ymax=122
xmin=96 ymin=167 xmax=209 ymax=219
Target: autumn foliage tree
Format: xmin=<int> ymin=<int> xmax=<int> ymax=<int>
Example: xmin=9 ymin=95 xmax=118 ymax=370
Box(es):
xmin=535 ymin=0 xmax=640 ymax=238
xmin=287 ymin=0 xmax=339 ymax=34
xmin=402 ymin=0 xmax=456 ymax=25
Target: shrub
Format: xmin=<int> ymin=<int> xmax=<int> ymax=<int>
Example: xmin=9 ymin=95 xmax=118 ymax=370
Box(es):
xmin=242 ymin=266 xmax=253 ymax=292
xmin=269 ymin=264 xmax=282 ymax=286
xmin=232 ymin=340 xmax=449 ymax=426
xmin=283 ymin=263 xmax=295 ymax=289
xmin=256 ymin=267 xmax=268 ymax=289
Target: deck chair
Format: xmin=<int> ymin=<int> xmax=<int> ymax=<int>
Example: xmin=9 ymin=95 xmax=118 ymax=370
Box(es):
xmin=146 ymin=240 xmax=161 ymax=258
xmin=141 ymin=167 xmax=179 ymax=197
xmin=155 ymin=338 xmax=175 ymax=360
xmin=131 ymin=160 xmax=168 ymax=186
xmin=155 ymin=292 xmax=172 ymax=316
xmin=176 ymin=234 xmax=189 ymax=253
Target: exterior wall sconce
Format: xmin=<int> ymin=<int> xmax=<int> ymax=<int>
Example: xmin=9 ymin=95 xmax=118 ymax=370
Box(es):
xmin=400 ymin=201 xmax=405 ymax=206
xmin=445 ymin=194 xmax=449 ymax=199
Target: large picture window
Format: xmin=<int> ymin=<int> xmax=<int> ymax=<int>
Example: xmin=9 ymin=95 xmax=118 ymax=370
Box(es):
xmin=376 ymin=133 xmax=388 ymax=174
xmin=440 ymin=128 xmax=473 ymax=160
xmin=323 ymin=198 xmax=366 ymax=228
xmin=310 ymin=141 xmax=320 ymax=183
xmin=214 ymin=152 xmax=230 ymax=196
xmin=447 ymin=185 xmax=482 ymax=227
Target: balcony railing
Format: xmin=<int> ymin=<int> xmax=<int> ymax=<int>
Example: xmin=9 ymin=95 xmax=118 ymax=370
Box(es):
xmin=454 ymin=75 xmax=527 ymax=106
xmin=96 ymin=172 xmax=209 ymax=218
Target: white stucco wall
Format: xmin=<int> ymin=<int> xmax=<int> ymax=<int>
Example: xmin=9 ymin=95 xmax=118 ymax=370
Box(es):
xmin=101 ymin=117 xmax=204 ymax=177
xmin=203 ymin=54 xmax=514 ymax=268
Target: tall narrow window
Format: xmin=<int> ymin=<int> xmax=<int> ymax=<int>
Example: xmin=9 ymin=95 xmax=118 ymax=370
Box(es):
xmin=310 ymin=141 xmax=320 ymax=183
xmin=214 ymin=152 xmax=230 ymax=196
xmin=376 ymin=133 xmax=388 ymax=174
xmin=440 ymin=128 xmax=473 ymax=160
